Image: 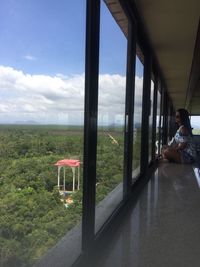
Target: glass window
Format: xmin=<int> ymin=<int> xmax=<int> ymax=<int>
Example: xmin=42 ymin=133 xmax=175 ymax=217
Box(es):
xmin=0 ymin=1 xmax=85 ymax=266
xmin=149 ymin=80 xmax=154 ymax=162
xmin=167 ymin=105 xmax=171 ymax=143
xmin=160 ymin=89 xmax=165 ymax=147
xmin=168 ymin=105 xmax=175 ymax=140
xmin=95 ymin=1 xmax=127 ymax=233
xmin=191 ymin=116 xmax=200 ymax=135
xmin=156 ymin=89 xmax=161 ymax=155
xmin=132 ymin=55 xmax=144 ymax=181
xmin=191 ymin=116 xmax=200 ymax=155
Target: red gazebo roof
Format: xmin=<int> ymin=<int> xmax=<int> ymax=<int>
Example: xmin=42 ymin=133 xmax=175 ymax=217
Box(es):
xmin=55 ymin=159 xmax=80 ymax=167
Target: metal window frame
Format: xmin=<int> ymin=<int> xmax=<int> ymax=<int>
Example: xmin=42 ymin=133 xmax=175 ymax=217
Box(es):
xmin=123 ymin=18 xmax=137 ymax=197
xmin=79 ymin=0 xmax=175 ymax=265
xmin=163 ymin=92 xmax=170 ymax=145
xmin=82 ymin=0 xmax=100 ymax=253
xmin=156 ymin=78 xmax=162 ymax=155
xmin=140 ymin=51 xmax=152 ymax=174
xmin=151 ymin=73 xmax=158 ymax=160
xmin=168 ymin=103 xmax=175 ymax=140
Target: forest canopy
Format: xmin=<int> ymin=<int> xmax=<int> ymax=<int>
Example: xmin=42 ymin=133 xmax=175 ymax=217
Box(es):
xmin=0 ymin=124 xmax=134 ymax=267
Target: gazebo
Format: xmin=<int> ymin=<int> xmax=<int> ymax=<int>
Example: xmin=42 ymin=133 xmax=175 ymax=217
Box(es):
xmin=54 ymin=159 xmax=81 ymax=193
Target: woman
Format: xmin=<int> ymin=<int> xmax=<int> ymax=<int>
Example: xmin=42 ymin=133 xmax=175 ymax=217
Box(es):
xmin=161 ymin=108 xmax=196 ymax=163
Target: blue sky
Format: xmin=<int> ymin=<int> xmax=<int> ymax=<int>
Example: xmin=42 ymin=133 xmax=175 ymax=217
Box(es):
xmin=0 ymin=1 xmax=198 ymax=128
xmin=0 ymin=0 xmax=139 ymax=76
xmin=0 ymin=1 xmax=156 ymax=125
xmin=0 ymin=0 xmax=86 ymax=75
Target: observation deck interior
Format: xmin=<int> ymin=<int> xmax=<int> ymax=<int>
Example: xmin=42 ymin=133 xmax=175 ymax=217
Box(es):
xmin=87 ymin=162 xmax=200 ymax=267
xmin=26 ymin=0 xmax=200 ymax=266
xmin=76 ymin=0 xmax=200 ymax=266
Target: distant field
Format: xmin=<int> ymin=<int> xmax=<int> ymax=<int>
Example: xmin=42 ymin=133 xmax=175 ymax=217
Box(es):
xmin=193 ymin=129 xmax=200 ymax=135
xmin=0 ymin=124 xmax=124 ymax=136
xmin=0 ymin=124 xmax=83 ymax=131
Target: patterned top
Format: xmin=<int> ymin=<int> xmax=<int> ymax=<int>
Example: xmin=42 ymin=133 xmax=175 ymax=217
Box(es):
xmin=174 ymin=125 xmax=197 ymax=159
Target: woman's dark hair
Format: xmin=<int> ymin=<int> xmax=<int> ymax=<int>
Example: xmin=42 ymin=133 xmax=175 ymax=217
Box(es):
xmin=177 ymin=108 xmax=193 ymax=135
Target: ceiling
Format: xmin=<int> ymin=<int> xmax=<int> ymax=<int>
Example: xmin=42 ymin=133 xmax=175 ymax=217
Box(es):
xmin=104 ymin=0 xmax=200 ymax=115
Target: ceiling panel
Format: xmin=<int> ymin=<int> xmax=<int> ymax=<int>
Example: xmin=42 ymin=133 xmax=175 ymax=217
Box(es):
xmin=104 ymin=0 xmax=200 ymax=114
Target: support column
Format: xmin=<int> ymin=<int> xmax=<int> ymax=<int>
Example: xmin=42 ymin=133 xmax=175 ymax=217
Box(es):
xmin=58 ymin=166 xmax=61 ymax=189
xmin=72 ymin=167 xmax=76 ymax=191
xmin=64 ymin=167 xmax=66 ymax=192
xmin=78 ymin=166 xmax=80 ymax=190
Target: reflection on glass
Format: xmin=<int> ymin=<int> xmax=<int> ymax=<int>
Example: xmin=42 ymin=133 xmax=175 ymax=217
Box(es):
xmin=132 ymin=56 xmax=144 ymax=180
xmin=95 ymin=1 xmax=127 ymax=233
xmin=156 ymin=90 xmax=161 ymax=154
xmin=0 ymin=1 xmax=85 ymax=266
xmin=149 ymin=81 xmax=154 ymax=162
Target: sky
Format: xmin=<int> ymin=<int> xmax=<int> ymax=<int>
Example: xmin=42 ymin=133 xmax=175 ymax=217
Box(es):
xmin=0 ymin=0 xmax=143 ymax=126
xmin=2 ymin=1 xmax=198 ymax=128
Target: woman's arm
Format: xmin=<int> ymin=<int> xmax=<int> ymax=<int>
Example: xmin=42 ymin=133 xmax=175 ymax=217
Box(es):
xmin=176 ymin=126 xmax=189 ymax=151
xmin=175 ymin=142 xmax=187 ymax=151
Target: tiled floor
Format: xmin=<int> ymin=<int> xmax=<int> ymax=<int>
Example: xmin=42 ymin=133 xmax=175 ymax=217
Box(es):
xmin=94 ymin=163 xmax=200 ymax=267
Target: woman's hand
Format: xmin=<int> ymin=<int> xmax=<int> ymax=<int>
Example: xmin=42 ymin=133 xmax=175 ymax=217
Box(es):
xmin=175 ymin=142 xmax=187 ymax=151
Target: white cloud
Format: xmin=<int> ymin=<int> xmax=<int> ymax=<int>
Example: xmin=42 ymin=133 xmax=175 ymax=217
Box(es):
xmin=23 ymin=55 xmax=37 ymax=61
xmin=0 ymin=65 xmax=143 ymax=125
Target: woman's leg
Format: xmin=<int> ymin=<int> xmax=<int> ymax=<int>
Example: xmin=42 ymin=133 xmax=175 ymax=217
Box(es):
xmin=162 ymin=147 xmax=182 ymax=163
xmin=161 ymin=145 xmax=169 ymax=159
